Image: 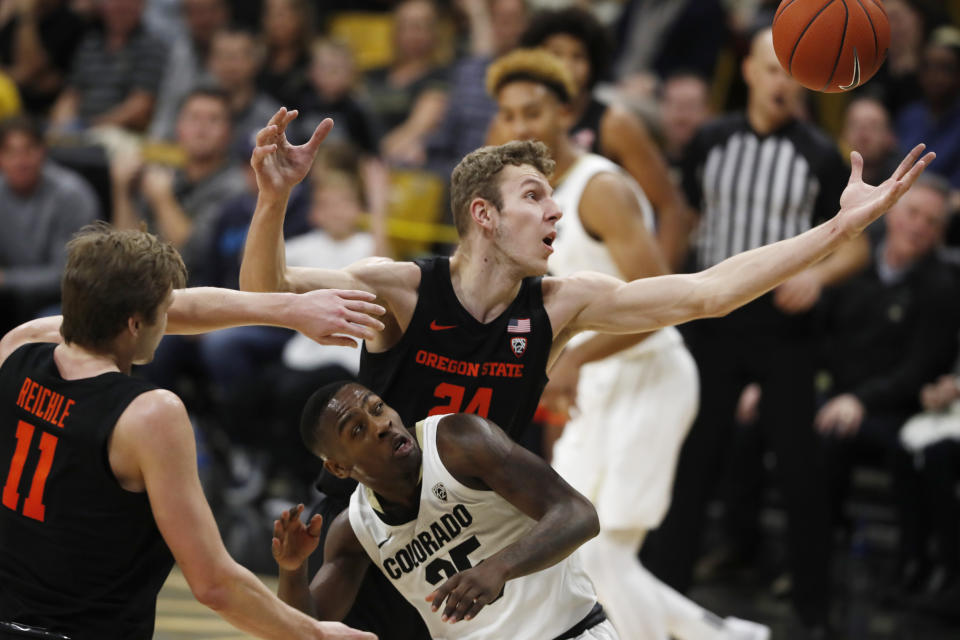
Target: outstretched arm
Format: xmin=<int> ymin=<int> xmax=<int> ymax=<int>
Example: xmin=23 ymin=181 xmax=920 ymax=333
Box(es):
xmin=274 ymin=507 xmax=371 ymax=621
xmin=240 ymin=109 xmax=367 ymax=295
xmin=167 ymin=287 xmax=385 ymax=347
xmin=0 ymin=288 xmax=386 ymax=363
xmin=120 ymin=393 xmax=375 ymax=639
xmin=555 ymin=146 xmax=934 ymax=336
xmin=426 ymin=414 xmax=599 ymax=623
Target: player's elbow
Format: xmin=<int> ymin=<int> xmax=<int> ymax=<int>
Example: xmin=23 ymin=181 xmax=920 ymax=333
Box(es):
xmin=186 ymin=563 xmax=242 ymax=612
xmin=572 ymin=494 xmax=601 ymax=542
xmin=191 ymin=580 xmax=231 ymax=611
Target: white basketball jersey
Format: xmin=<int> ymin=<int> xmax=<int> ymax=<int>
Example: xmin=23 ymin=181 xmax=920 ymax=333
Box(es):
xmin=348 ymin=415 xmax=598 ymax=640
xmin=550 ymin=153 xmax=681 ymax=357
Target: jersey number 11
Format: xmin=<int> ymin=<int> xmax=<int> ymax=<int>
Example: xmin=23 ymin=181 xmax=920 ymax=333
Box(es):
xmin=2 ymin=420 xmax=57 ymax=522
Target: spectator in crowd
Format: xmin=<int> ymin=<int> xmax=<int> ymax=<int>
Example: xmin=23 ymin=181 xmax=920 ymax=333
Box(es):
xmin=816 ymin=175 xmax=959 ymax=601
xmin=641 ymin=28 xmax=861 ymax=636
xmin=900 ymin=356 xmax=960 ymax=614
xmin=207 ymin=27 xmax=282 ymax=155
xmin=111 ymin=87 xmax=247 ymax=280
xmin=149 ymin=0 xmax=229 ymax=141
xmin=659 ymin=70 xmax=713 ymax=172
xmin=258 ymin=0 xmax=314 ymax=109
xmin=199 ymin=160 xmax=310 ymax=292
xmin=0 ymin=0 xmax=87 ymax=116
xmin=896 ymin=26 xmax=960 ymax=189
xmin=49 ymin=0 xmax=167 ymax=134
xmin=842 ymin=96 xmax=901 ymax=187
xmin=292 ymin=38 xmax=380 ymax=157
xmin=869 ymin=0 xmax=927 ymax=116
xmin=0 ymin=117 xmax=100 ymax=334
xmin=364 ymin=0 xmax=449 ymax=168
xmin=426 ymin=0 xmax=529 ymax=178
xmin=612 ymin=0 xmax=726 ymax=83
xmin=517 ymin=7 xmax=692 ymax=269
xmin=142 ymin=0 xmax=182 ymax=41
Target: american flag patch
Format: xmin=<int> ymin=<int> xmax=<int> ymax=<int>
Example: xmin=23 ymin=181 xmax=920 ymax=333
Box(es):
xmin=507 ymin=318 xmax=531 ymax=334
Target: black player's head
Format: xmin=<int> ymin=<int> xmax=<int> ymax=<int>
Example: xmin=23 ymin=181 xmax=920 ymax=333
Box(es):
xmin=520 ymin=7 xmax=611 ymax=93
xmin=61 ymin=223 xmax=186 ymax=360
xmin=301 ymin=381 xmax=420 ymax=483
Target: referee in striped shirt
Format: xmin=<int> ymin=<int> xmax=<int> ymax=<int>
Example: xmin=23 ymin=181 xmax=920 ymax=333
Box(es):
xmin=643 ymin=29 xmax=866 ymax=635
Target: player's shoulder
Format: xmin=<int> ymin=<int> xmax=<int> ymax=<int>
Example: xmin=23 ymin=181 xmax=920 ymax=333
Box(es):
xmin=437 ymin=412 xmax=496 ymax=440
xmin=0 ymin=327 xmax=30 ymax=366
xmin=543 ymin=271 xmax=625 ymax=334
xmin=0 ymin=318 xmax=62 ymax=367
xmin=435 ymin=413 xmax=507 ymax=456
xmin=583 ymin=169 xmax=635 ymax=203
xmin=116 ymin=389 xmax=189 ymax=439
xmin=435 ymin=413 xmax=509 ymax=478
xmin=347 ymin=257 xmax=421 ymax=289
xmin=543 ymin=271 xmax=620 ymax=299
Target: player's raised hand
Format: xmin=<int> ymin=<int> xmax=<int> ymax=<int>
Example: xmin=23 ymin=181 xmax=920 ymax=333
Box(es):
xmin=836 ymin=144 xmax=935 ymax=238
xmin=251 ymin=108 xmax=334 ymax=199
xmin=425 ymin=563 xmax=506 ymax=624
xmin=286 ymin=289 xmax=386 ymax=347
xmin=272 ymin=504 xmax=323 ymax=571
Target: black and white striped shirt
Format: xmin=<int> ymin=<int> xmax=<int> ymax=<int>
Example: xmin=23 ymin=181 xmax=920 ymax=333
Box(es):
xmin=682 ymin=114 xmax=846 ymax=271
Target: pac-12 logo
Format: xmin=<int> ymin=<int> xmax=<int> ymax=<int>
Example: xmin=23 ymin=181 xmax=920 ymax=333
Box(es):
xmin=510 ymin=337 xmax=527 ymax=358
xmin=432 ymin=482 xmax=448 ymax=502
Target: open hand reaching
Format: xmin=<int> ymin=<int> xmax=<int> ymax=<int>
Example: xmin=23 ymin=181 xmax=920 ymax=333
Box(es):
xmin=835 ymin=144 xmax=935 ymax=238
xmin=251 ymin=108 xmax=334 ymax=199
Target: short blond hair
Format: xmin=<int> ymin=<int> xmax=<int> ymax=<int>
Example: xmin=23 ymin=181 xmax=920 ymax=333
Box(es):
xmin=449 ymin=140 xmax=555 ymax=238
xmin=485 ymin=48 xmax=577 ymax=104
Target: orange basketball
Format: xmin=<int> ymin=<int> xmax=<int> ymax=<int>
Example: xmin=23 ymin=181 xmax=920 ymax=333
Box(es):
xmin=772 ymin=0 xmax=890 ymax=93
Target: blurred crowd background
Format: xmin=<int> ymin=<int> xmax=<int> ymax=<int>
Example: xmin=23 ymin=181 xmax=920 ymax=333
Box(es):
xmin=2 ymin=0 xmax=960 ymax=637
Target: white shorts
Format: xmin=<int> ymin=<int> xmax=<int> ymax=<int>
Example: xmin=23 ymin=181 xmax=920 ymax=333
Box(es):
xmin=571 ymin=619 xmax=619 ymax=639
xmin=552 ymin=340 xmax=699 ymax=531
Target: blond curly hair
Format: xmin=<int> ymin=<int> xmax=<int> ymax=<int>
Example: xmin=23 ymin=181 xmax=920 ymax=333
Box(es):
xmin=485 ymin=48 xmax=577 ymax=104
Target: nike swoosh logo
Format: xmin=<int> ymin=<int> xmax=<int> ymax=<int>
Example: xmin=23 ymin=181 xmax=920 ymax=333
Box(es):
xmin=430 ymin=320 xmax=457 ymax=331
xmin=377 ymin=538 xmax=390 ymax=548
xmin=839 ymin=47 xmax=861 ymax=91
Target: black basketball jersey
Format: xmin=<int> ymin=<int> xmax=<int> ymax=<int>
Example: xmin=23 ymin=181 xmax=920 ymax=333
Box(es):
xmin=0 ymin=343 xmax=173 ymax=640
xmin=360 ymin=257 xmax=552 ymax=441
